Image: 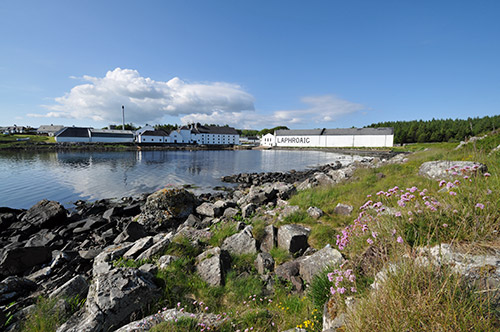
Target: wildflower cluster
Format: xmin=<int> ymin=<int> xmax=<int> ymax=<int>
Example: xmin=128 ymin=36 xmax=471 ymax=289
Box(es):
xmin=328 ymin=266 xmax=357 ymax=296
xmin=295 ymin=308 xmax=320 ymax=331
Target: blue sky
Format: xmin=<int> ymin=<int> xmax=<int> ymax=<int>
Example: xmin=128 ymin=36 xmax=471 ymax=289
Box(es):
xmin=1 ymin=0 xmax=499 ymax=130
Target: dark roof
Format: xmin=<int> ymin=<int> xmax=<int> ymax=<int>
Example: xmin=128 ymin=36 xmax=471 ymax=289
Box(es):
xmin=275 ymin=129 xmax=324 ymax=136
xmin=141 ymin=130 xmax=169 ymax=136
xmin=323 ymin=128 xmax=394 ymax=135
xmin=56 ymin=127 xmax=90 ymax=138
xmin=276 ymin=127 xmax=393 ymax=136
xmin=191 ymin=125 xmax=238 ymax=135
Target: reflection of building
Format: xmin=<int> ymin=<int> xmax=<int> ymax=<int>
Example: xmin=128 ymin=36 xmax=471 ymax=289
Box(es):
xmin=55 ymin=127 xmax=134 ymax=143
xmin=261 ymin=128 xmax=394 ymax=148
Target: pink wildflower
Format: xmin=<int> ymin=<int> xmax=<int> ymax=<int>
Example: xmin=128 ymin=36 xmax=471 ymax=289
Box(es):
xmin=397 ymin=236 xmax=404 ymax=243
xmin=449 ymin=191 xmax=457 ymax=196
xmin=351 ymin=287 xmax=357 ymax=293
xmin=338 ymin=287 xmax=346 ymax=294
xmin=484 ymin=172 xmax=491 ymax=177
xmin=442 ymin=224 xmax=448 ymax=228
xmin=475 ymin=203 xmax=485 ymax=210
xmin=367 ymin=238 xmax=374 ymax=245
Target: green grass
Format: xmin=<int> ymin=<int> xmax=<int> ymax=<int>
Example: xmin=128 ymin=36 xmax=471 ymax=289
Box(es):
xmin=346 ymin=259 xmax=500 ymax=331
xmin=208 ymin=222 xmax=239 ymax=247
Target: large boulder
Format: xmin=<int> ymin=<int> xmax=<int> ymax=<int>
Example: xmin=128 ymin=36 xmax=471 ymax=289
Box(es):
xmin=418 ymin=161 xmax=487 ymax=179
xmin=277 ymin=224 xmax=310 ymax=254
xmin=333 ymin=203 xmax=353 ymax=216
xmin=299 ymin=245 xmax=344 ymax=284
xmin=221 ymin=226 xmax=257 ymax=255
xmin=57 ymin=268 xmax=160 ymax=332
xmin=21 ymin=199 xmax=67 ymax=229
xmin=195 ymin=247 xmax=230 ymax=286
xmin=0 ymin=246 xmax=52 ymax=277
xmin=136 ymin=188 xmax=197 ymax=230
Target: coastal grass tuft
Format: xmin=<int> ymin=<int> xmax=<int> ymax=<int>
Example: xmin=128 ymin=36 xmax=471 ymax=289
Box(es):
xmin=208 ymin=221 xmax=239 ymax=247
xmin=346 ymin=258 xmax=500 ymax=331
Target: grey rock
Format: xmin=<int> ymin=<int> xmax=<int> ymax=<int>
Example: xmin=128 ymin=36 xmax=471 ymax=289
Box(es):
xmin=136 ymin=188 xmax=197 ymax=230
xmin=255 ymin=252 xmax=274 ymax=274
xmin=307 ymin=206 xmax=324 ymax=219
xmin=114 ymin=308 xmax=221 ymax=332
xmin=21 ymin=199 xmax=67 ymax=229
xmin=0 ymin=246 xmax=52 ymax=277
xmin=275 ymin=260 xmax=300 ymax=281
xmin=177 ymin=225 xmax=212 ymax=242
xmin=299 ymin=245 xmax=344 ymax=284
xmin=183 ymin=214 xmax=203 ymax=228
xmin=223 ymin=207 xmax=239 ymax=219
xmin=57 ymin=268 xmax=160 ymax=332
xmin=49 ymin=274 xmax=89 ymax=300
xmin=73 ymin=216 xmax=106 ymax=234
xmin=123 ymin=236 xmax=154 ymax=259
xmin=139 ymin=263 xmax=158 ymax=275
xmin=24 ymin=230 xmax=60 ymax=247
xmin=334 ymin=203 xmax=353 ymax=215
xmin=92 ymin=242 xmax=135 ymax=277
xmin=260 ymin=225 xmax=277 ymax=253
xmin=26 ymin=266 xmax=52 ymax=283
xmin=418 ymin=161 xmax=488 ymax=179
xmin=0 ymin=276 xmax=37 ymax=306
xmin=196 ymin=247 xmax=230 ymax=286
xmin=135 ymin=232 xmax=174 ymax=261
xmin=113 ymin=222 xmax=147 ymax=244
xmin=241 ymin=203 xmax=257 ymax=218
xmin=314 ymin=172 xmax=335 ymax=186
xmin=196 ymin=202 xmax=219 ymax=218
xmin=156 ymin=255 xmax=179 ymax=269
xmin=328 ymin=164 xmax=356 ymax=183
xmin=221 ymin=226 xmax=257 ymax=255
xmin=277 ymin=224 xmax=310 ymax=254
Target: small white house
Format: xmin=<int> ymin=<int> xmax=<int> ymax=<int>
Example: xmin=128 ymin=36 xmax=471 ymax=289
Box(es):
xmin=260 ymin=133 xmax=275 ymax=147
xmin=136 ymin=130 xmax=169 ymax=143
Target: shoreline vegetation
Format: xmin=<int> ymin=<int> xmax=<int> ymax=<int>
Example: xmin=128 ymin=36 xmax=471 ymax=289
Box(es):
xmin=1 ymin=130 xmax=499 ymax=331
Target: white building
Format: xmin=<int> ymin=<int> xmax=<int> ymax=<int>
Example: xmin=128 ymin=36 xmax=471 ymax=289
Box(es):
xmin=136 ymin=130 xmax=169 ymax=143
xmin=263 ymin=128 xmax=394 ymax=148
xmin=189 ymin=123 xmax=239 ymax=145
xmin=260 ymin=133 xmax=276 ymax=147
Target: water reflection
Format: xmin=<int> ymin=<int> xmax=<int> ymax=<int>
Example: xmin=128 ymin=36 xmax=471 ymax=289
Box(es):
xmin=0 ymin=150 xmax=361 ymax=209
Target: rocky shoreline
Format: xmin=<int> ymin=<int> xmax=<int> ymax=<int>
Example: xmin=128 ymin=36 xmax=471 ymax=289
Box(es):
xmin=2 ymin=153 xmax=497 ymax=331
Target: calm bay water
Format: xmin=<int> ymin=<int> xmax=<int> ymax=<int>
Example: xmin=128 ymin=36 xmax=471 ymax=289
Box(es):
xmin=0 ymin=150 xmax=361 ymax=209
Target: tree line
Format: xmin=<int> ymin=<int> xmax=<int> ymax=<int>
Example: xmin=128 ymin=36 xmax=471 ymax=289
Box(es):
xmin=367 ymin=115 xmax=500 ymax=144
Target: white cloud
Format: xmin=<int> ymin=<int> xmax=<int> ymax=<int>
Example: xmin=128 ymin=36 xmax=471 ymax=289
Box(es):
xmin=181 ymin=95 xmax=365 ymax=129
xmin=34 ymin=68 xmax=255 ymax=124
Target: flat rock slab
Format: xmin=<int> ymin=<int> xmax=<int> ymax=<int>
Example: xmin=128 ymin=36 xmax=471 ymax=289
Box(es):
xmin=196 ymin=247 xmax=230 ymax=286
xmin=299 ymin=245 xmax=344 ymax=284
xmin=221 ymin=226 xmax=257 ymax=255
xmin=21 ymin=199 xmax=67 ymax=229
xmin=418 ymin=161 xmax=487 ymax=179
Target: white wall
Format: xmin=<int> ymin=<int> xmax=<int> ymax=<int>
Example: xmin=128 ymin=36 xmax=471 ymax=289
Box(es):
xmin=274 ymin=134 xmax=394 ymax=148
xmin=138 ymin=135 xmax=165 ymax=143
